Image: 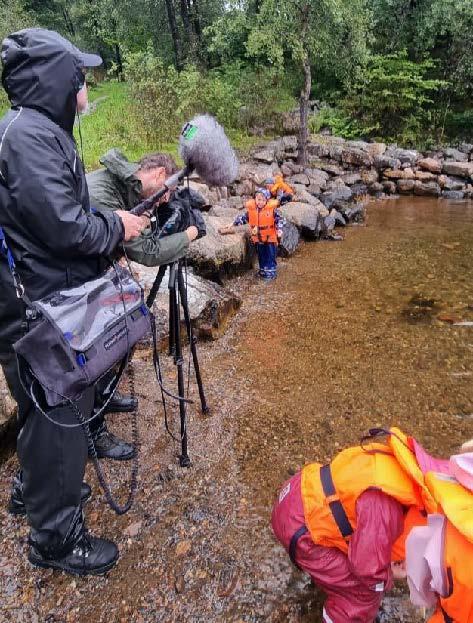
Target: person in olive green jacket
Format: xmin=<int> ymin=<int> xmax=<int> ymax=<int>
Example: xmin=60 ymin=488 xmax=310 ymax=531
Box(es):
xmin=87 ymin=149 xmax=198 ymax=266
xmin=86 ymin=149 xmax=199 ymax=460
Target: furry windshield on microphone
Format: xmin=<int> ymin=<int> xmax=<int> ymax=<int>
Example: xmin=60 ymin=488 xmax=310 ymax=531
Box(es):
xmin=180 ymin=114 xmax=239 ymax=187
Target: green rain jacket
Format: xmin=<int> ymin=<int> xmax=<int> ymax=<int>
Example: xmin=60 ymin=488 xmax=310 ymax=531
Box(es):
xmin=86 ymin=148 xmax=190 ymax=266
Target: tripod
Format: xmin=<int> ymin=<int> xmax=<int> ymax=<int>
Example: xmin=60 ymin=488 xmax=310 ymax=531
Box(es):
xmin=147 ymin=260 xmax=209 ymax=467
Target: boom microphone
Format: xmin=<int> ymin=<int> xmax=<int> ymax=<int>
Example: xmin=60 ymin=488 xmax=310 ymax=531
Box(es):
xmin=131 ymin=115 xmax=239 ymax=216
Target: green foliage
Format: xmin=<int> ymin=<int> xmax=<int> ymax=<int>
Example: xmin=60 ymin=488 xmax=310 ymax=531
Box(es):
xmin=309 ymin=107 xmax=364 ymax=140
xmin=125 ymin=47 xmax=295 ymax=145
xmin=339 ymin=52 xmax=447 ymax=145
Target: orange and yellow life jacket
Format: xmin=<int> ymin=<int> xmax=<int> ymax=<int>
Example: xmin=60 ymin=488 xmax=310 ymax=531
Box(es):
xmin=269 ymin=174 xmax=294 ymax=198
xmin=247 ymin=198 xmax=279 ymax=244
xmin=301 ymin=441 xmax=424 ymax=557
xmin=427 ymin=518 xmax=473 ymax=623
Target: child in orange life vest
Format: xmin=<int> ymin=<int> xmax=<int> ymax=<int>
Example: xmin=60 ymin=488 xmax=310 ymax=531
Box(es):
xmin=219 ymin=189 xmax=285 ymax=280
xmin=272 ymin=439 xmax=427 ymax=623
xmin=264 ymin=175 xmax=294 ymax=205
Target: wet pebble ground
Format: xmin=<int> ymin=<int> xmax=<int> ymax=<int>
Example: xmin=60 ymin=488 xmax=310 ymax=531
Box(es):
xmin=1 ymin=197 xmax=473 ymax=622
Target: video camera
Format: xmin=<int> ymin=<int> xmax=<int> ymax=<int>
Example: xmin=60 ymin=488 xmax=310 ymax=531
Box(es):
xmin=153 ymin=187 xmax=207 ymax=240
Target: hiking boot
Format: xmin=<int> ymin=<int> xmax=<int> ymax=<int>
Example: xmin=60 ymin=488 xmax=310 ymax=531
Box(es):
xmin=8 ymin=473 xmax=92 ymax=516
xmin=28 ymin=531 xmax=119 ymax=576
xmin=90 ymin=424 xmax=135 ymax=461
xmin=102 ymin=391 xmax=138 ymax=415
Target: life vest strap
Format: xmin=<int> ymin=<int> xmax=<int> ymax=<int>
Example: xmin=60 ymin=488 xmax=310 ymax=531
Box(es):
xmin=441 ymin=605 xmax=454 ymax=623
xmin=289 ymin=525 xmax=309 ymax=570
xmin=320 ymin=464 xmax=354 ymax=539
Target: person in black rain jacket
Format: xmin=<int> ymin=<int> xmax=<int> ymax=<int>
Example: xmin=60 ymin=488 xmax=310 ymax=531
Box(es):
xmin=0 ymin=28 xmax=144 ymax=575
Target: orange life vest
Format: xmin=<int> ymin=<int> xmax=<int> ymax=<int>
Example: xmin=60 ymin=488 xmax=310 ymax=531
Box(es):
xmin=428 ymin=519 xmax=473 ymax=623
xmin=247 ymin=198 xmax=279 ymax=244
xmin=301 ymin=442 xmax=424 ymax=556
xmin=270 ymin=174 xmax=294 ymax=198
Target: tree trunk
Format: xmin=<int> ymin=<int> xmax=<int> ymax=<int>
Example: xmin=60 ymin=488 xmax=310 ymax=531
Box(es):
xmin=180 ymin=0 xmax=193 ymax=47
xmin=114 ymin=43 xmax=124 ymax=80
xmin=297 ymin=53 xmax=311 ymax=166
xmin=165 ymin=0 xmax=183 ymax=70
xmin=190 ymin=0 xmax=206 ymax=66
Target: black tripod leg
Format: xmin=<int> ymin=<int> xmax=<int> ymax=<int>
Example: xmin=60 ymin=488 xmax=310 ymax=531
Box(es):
xmin=169 ymin=265 xmax=190 ymax=467
xmin=146 ymin=264 xmax=168 ymax=308
xmin=177 ymin=266 xmax=210 ymax=415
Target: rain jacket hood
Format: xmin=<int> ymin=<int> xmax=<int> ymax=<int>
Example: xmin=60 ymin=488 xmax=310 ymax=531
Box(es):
xmin=1 ymin=28 xmax=99 ymax=133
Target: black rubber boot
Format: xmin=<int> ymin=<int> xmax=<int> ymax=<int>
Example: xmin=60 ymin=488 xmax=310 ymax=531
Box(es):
xmin=29 ymin=530 xmax=119 ymax=576
xmin=8 ymin=472 xmax=92 ymax=516
xmin=102 ymin=390 xmax=138 ymax=415
xmin=90 ymin=424 xmax=135 ymax=461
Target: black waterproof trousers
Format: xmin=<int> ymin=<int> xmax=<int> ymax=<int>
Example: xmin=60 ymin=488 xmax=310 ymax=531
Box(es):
xmin=0 ymin=349 xmax=92 ymax=557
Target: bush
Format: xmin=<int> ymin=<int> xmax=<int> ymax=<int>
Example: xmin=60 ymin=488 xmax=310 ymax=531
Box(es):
xmin=124 ymin=47 xmax=296 ymax=145
xmin=338 ymin=51 xmax=447 ymax=145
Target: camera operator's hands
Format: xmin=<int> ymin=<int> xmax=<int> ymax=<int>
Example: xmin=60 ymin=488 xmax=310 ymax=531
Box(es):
xmin=186 ymin=226 xmax=199 ymax=242
xmin=116 ymin=210 xmax=146 ymax=241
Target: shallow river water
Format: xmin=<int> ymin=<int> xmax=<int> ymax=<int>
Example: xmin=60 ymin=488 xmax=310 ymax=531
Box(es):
xmin=1 ymin=197 xmax=473 ymax=622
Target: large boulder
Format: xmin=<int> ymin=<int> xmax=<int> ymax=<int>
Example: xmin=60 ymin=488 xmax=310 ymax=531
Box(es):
xmin=187 ymin=214 xmax=253 ymax=279
xmin=383 ymin=168 xmax=415 ymax=180
xmin=382 ymin=181 xmax=397 ymax=194
xmin=341 ymin=147 xmax=373 ymax=167
xmin=374 ymin=155 xmax=402 ymax=171
xmin=415 ymin=171 xmax=437 ymax=182
xmin=443 ymin=147 xmax=468 ymax=162
xmin=292 ymin=184 xmax=323 ymax=206
xmin=311 ymin=161 xmax=345 ymax=176
xmin=414 ymin=181 xmax=441 ymax=197
xmin=279 ymin=201 xmax=328 ymax=239
xmin=342 ymin=172 xmax=362 ymax=185
xmin=253 ymin=146 xmax=276 ymax=163
xmin=320 ymin=186 xmax=353 ymax=208
xmin=441 ymin=176 xmax=466 ymax=191
xmin=442 ymin=162 xmax=473 ymax=179
xmin=289 ymin=173 xmax=311 ymax=186
xmin=385 ymin=147 xmax=419 ymax=165
xmin=278 ymin=221 xmax=300 ymax=258
xmin=397 ymin=179 xmax=416 ymax=194
xmin=417 ymin=158 xmax=442 ymax=174
xmin=361 ymin=169 xmax=379 ymax=185
xmin=132 ymin=263 xmax=241 ymax=342
xmin=208 ymin=206 xmax=239 ymax=219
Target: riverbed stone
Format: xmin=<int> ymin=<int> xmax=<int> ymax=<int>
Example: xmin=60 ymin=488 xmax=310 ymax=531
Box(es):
xmin=442 ymin=161 xmax=473 ymax=179
xmin=417 ymin=158 xmax=442 ymax=174
xmin=308 ymin=143 xmax=329 ymax=159
xmin=208 ymin=206 xmax=239 ymax=219
xmin=292 ymin=184 xmax=323 ymax=206
xmin=187 ymin=214 xmax=252 ymax=279
xmin=132 ymin=263 xmax=242 ymax=341
xmin=279 ymin=201 xmax=328 ymax=238
xmin=414 ymin=181 xmax=441 ymax=196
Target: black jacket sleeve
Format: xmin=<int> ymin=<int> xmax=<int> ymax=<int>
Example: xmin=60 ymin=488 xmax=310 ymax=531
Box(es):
xmin=7 ymin=126 xmax=123 ymax=257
